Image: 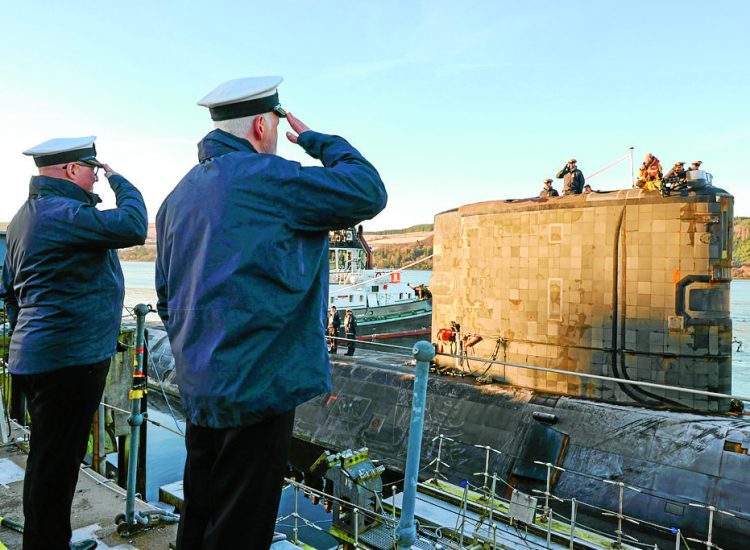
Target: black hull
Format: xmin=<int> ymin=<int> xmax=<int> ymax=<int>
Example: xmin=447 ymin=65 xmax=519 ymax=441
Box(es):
xmin=294 ymin=351 xmax=750 ymax=549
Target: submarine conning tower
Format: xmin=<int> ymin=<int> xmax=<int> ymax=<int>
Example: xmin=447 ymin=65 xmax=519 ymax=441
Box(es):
xmin=431 ymin=182 xmax=734 ymax=412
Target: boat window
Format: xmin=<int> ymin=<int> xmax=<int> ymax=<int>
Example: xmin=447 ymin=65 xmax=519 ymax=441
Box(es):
xmin=359 ymin=295 xmax=364 ymax=302
xmin=371 ymin=286 xmax=379 ymax=292
xmin=349 ymin=295 xmax=353 ymax=302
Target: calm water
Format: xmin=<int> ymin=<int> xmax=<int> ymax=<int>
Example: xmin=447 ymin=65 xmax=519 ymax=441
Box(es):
xmin=125 ymin=263 xmax=750 ymax=547
xmin=121 ymin=261 xmax=432 ymax=289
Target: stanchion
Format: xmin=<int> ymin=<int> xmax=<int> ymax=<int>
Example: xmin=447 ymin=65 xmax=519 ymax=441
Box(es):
xmin=114 ymin=304 xmax=178 ymax=536
xmin=396 ymin=341 xmax=435 ymax=549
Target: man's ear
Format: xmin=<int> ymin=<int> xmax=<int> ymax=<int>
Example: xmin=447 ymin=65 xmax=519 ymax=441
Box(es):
xmin=251 ymin=115 xmax=265 ymax=140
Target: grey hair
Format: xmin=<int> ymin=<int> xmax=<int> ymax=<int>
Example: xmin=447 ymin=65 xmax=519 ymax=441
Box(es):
xmin=213 ymin=113 xmax=273 ymax=139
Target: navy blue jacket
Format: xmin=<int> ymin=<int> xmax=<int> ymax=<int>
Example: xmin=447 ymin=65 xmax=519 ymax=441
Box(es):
xmin=0 ymin=175 xmax=147 ymax=374
xmin=156 ymin=129 xmax=387 ymax=428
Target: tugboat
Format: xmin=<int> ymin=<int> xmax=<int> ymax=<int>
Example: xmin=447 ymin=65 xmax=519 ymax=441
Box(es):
xmin=328 ymin=226 xmax=431 ymax=340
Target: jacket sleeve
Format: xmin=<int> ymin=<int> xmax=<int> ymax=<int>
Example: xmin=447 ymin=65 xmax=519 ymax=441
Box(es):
xmin=280 ymin=131 xmax=388 ymax=232
xmin=0 ymin=258 xmax=19 ymax=330
xmin=155 ymin=251 xmax=168 ymax=325
xmin=155 ymin=208 xmax=169 ymax=325
xmin=60 ymin=175 xmax=148 ymax=249
xmin=556 ymin=166 xmax=569 ymax=179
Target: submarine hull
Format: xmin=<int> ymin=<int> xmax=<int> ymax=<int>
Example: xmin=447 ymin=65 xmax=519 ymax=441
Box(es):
xmin=294 ymin=352 xmax=750 ymax=548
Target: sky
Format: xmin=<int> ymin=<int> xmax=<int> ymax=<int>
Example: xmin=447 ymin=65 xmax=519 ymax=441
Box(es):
xmin=1 ymin=1 xmax=748 ymax=230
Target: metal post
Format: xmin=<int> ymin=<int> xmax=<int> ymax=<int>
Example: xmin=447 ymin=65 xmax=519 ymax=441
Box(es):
xmin=489 ymin=474 xmax=497 ymax=529
xmin=115 ymin=304 xmax=179 ymax=536
xmin=136 ymin=330 xmax=149 ymax=500
xmin=396 ymin=341 xmax=435 ymax=549
xmin=293 ymin=481 xmax=299 ymax=544
xmin=124 ymin=303 xmax=148 ymax=525
xmin=392 ymin=484 xmax=398 ymax=543
xmin=602 ymin=480 xmax=641 ymax=549
xmin=547 ymin=504 xmax=553 ymax=549
xmin=532 ymin=461 xmax=566 ymax=549
xmin=617 ymin=483 xmax=624 ymax=548
xmin=473 ymin=444 xmax=501 ymax=496
xmin=673 ymin=528 xmax=680 ymax=550
xmin=354 ymin=507 xmax=359 ymax=548
xmin=629 ymin=146 xmax=635 ymax=187
xmin=686 ymin=503 xmax=735 ymax=549
xmin=458 ymin=482 xmax=468 ymax=547
xmin=430 ymin=433 xmax=453 ymax=483
xmin=570 ymin=498 xmax=577 ymax=550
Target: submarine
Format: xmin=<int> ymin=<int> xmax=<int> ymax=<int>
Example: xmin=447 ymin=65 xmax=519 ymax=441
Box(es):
xmin=293 ymin=172 xmax=750 ymax=548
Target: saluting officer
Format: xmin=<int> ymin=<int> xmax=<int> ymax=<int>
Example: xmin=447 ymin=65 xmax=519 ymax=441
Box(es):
xmin=0 ymin=137 xmax=146 ymax=550
xmin=155 ymin=76 xmax=387 ymax=549
xmin=556 ymin=158 xmax=585 ymax=195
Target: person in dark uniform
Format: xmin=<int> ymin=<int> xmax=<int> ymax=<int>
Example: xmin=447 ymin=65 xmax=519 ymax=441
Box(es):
xmin=689 ymin=160 xmax=703 ymax=171
xmin=664 ymin=161 xmax=686 ymax=181
xmin=556 ymin=158 xmax=585 ymax=195
xmin=155 ymin=76 xmax=387 ymax=549
xmin=344 ymin=309 xmax=358 ymax=356
xmin=0 ymin=136 xmax=147 ymax=550
xmin=328 ymin=305 xmax=342 ymax=353
xmin=539 ymin=178 xmax=559 ymax=198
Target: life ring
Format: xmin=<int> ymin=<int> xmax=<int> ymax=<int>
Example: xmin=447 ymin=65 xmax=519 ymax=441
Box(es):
xmin=390 ymin=271 xmax=401 ymax=283
xmin=367 ymin=310 xmax=374 ymax=316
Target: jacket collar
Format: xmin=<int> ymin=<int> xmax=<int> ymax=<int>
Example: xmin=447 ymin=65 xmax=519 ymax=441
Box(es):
xmin=197 ymin=129 xmax=258 ymax=163
xmin=29 ymin=176 xmax=102 ymax=206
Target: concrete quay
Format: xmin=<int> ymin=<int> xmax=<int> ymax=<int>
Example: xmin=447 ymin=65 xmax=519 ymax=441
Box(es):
xmin=0 ymin=430 xmax=176 ymax=549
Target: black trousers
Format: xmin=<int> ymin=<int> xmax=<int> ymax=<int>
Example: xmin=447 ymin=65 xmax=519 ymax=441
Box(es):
xmin=328 ymin=326 xmax=340 ymax=352
xmin=346 ymin=332 xmax=356 ymax=355
xmin=176 ymin=409 xmax=295 ymax=550
xmin=13 ymin=359 xmax=110 ymax=550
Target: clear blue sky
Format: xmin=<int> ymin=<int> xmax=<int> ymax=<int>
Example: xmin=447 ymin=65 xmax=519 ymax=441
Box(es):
xmin=1 ymin=1 xmax=748 ymax=229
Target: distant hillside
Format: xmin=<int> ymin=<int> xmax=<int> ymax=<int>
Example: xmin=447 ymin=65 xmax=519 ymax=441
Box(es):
xmin=732 ymin=218 xmax=750 ymax=277
xmin=368 ymin=223 xmax=433 ymax=235
xmin=371 ymin=234 xmax=433 ymax=270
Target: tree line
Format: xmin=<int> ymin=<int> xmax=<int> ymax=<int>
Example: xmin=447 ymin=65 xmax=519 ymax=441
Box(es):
xmin=372 ymin=238 xmax=433 ymax=270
